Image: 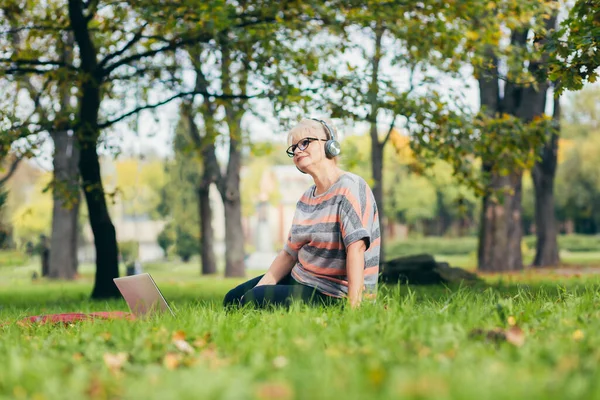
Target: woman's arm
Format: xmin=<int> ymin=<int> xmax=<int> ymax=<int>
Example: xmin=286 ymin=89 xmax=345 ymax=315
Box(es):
xmin=255 ymin=250 xmax=297 ymax=286
xmin=346 ymin=239 xmax=367 ymax=308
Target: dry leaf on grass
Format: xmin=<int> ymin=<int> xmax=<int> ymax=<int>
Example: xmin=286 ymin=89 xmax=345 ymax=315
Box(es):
xmin=505 ymin=326 xmax=525 ymax=347
xmin=103 ymin=352 xmax=128 ymax=372
xmin=172 ymin=330 xmax=186 ymax=342
xmin=173 ymin=339 xmax=195 ymax=354
xmin=163 ymin=353 xmax=181 ymax=370
xmin=192 ymin=332 xmax=212 ymax=349
xmin=572 ymin=329 xmax=584 ymax=341
xmin=272 ymin=355 xmax=288 ymax=369
xmin=255 ymin=382 xmax=294 ymax=400
xmin=469 ymin=326 xmax=526 ymax=347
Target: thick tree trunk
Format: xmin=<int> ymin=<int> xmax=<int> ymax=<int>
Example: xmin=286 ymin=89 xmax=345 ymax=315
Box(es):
xmin=80 ymin=142 xmax=120 ymax=298
xmin=49 ymin=131 xmax=80 ymax=279
xmin=478 ymin=172 xmax=524 ymax=272
xmin=197 ymin=186 xmax=217 ymax=274
xmin=532 ymin=97 xmax=560 ymax=267
xmin=69 ymin=0 xmax=120 ymax=299
xmin=221 ymin=129 xmax=245 ymax=278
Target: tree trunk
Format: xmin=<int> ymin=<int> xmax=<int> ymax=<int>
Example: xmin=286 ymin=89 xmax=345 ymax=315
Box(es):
xmin=371 ymin=138 xmax=385 ymax=257
xmin=532 ymin=97 xmax=560 ymax=267
xmin=80 ymin=141 xmax=120 ymax=298
xmin=49 ymin=131 xmax=80 ymax=279
xmin=221 ymin=124 xmax=245 ymax=278
xmin=369 ymin=26 xmax=385 ymax=259
xmin=478 ymin=172 xmax=524 ymax=272
xmin=69 ymin=0 xmax=120 ymax=299
xmin=197 ymin=185 xmax=217 ymax=274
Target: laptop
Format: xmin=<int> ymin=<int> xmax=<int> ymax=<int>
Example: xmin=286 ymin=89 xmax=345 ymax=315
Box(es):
xmin=113 ymin=273 xmax=175 ymax=317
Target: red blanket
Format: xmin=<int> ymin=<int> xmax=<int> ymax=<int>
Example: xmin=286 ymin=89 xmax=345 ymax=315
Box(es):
xmin=9 ymin=311 xmax=135 ymax=326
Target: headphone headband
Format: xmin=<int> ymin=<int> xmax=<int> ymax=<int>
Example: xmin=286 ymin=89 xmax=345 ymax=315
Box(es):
xmin=310 ymin=118 xmax=336 ymax=142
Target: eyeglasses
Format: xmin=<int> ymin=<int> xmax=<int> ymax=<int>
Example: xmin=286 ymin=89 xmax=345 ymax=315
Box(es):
xmin=286 ymin=137 xmax=327 ymax=158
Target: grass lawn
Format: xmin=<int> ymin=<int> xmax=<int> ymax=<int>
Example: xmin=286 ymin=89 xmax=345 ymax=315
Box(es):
xmin=2 ymin=261 xmax=600 ymax=399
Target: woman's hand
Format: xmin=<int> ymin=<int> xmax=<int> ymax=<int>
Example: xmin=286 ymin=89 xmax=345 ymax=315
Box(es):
xmin=255 ymin=250 xmax=297 ymax=287
xmin=346 ymin=239 xmax=367 ymax=308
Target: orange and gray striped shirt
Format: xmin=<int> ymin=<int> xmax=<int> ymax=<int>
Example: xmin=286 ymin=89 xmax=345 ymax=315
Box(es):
xmin=284 ymin=172 xmax=380 ymax=299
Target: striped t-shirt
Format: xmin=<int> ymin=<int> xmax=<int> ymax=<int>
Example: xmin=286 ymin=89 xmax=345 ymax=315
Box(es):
xmin=284 ymin=172 xmax=380 ymax=299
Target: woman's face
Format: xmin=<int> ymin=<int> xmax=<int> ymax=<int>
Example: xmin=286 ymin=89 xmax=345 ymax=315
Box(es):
xmin=288 ymin=127 xmax=328 ymax=173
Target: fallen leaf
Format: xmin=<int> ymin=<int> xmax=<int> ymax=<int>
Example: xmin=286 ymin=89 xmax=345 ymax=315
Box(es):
xmin=163 ymin=353 xmax=180 ymax=370
xmin=505 ymin=326 xmax=525 ymax=347
xmin=73 ymin=352 xmax=84 ymax=361
xmin=174 ymin=339 xmax=195 ymax=354
xmin=172 ymin=330 xmax=186 ymax=342
xmin=103 ymin=352 xmax=128 ymax=372
xmin=255 ymin=382 xmax=294 ymax=400
xmin=272 ymin=355 xmax=288 ymax=369
xmin=507 ymin=316 xmax=516 ymax=326
xmin=193 ymin=332 xmax=212 ymax=348
xmin=572 ymin=330 xmax=584 ymax=341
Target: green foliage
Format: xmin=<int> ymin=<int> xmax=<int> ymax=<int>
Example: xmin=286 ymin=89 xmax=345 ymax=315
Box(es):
xmin=157 ymin=224 xmax=175 ymax=258
xmin=175 ymin=227 xmax=199 ymax=263
xmin=119 ymin=241 xmax=139 ymax=265
xmin=547 ymin=0 xmax=600 ymax=93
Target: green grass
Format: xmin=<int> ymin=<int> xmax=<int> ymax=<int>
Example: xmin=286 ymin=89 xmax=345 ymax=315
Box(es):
xmin=2 ymin=265 xmax=600 ymax=400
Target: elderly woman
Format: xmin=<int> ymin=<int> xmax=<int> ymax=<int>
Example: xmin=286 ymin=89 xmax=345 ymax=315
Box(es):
xmin=223 ymin=118 xmax=380 ymax=308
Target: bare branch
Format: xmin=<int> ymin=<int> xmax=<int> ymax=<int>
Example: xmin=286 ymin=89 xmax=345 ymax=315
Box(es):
xmin=97 ymin=22 xmax=149 ymax=69
xmin=97 ymin=89 xmax=263 ymax=129
xmin=381 ymin=115 xmax=397 ymax=147
xmin=0 ymin=156 xmax=22 ymax=185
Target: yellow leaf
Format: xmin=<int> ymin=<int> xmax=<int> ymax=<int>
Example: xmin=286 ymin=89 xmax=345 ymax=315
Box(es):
xmin=486 ymin=1 xmax=497 ymax=10
xmin=163 ymin=353 xmax=180 ymax=370
xmin=572 ymin=330 xmax=584 ymax=341
xmin=465 ymin=31 xmax=479 ymax=41
xmin=172 ymin=330 xmax=186 ymax=342
xmin=507 ymin=316 xmax=516 ymax=326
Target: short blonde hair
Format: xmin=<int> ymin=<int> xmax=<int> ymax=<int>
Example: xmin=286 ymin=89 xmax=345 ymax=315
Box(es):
xmin=287 ymin=118 xmax=340 ymax=163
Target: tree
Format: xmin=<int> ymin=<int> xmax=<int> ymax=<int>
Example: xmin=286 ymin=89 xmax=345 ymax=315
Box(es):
xmin=547 ymin=0 xmax=600 ymax=93
xmin=1 ymin=4 xmax=81 ymax=279
xmin=1 ymin=0 xmax=296 ymax=297
xmin=475 ymin=8 xmax=559 ymax=272
xmin=315 ymin=1 xmax=468 ymax=256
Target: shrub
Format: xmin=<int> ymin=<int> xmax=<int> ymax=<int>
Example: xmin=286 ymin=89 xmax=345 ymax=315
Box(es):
xmin=119 ymin=241 xmax=139 ymax=265
xmin=175 ymin=229 xmax=199 ymax=263
xmin=0 ymin=250 xmax=28 ymax=268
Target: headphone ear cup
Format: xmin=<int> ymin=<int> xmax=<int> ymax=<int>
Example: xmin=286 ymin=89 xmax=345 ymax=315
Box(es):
xmin=296 ymin=166 xmax=307 ymax=174
xmin=325 ymin=140 xmax=341 ymax=158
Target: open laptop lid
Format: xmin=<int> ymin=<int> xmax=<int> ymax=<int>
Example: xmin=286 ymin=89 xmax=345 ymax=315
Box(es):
xmin=113 ymin=273 xmax=175 ymax=317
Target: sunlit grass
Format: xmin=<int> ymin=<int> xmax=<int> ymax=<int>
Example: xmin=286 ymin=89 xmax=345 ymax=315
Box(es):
xmin=2 ymin=267 xmax=600 ymax=399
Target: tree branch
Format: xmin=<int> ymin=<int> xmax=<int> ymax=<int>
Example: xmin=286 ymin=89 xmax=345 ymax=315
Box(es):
xmin=0 ymin=156 xmax=22 ymax=185
xmin=97 ymin=22 xmax=149 ymax=70
xmin=101 ymin=32 xmax=212 ymax=77
xmin=97 ymin=89 xmax=262 ymax=129
xmin=381 ymin=115 xmax=397 ymax=147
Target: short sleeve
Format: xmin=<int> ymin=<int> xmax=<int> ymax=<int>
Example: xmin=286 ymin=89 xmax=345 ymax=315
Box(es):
xmin=283 ymin=230 xmax=300 ymax=260
xmin=338 ymin=187 xmax=372 ymax=250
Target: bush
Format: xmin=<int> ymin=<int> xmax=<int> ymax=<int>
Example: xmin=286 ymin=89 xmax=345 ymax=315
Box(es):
xmin=0 ymin=250 xmax=29 ymax=268
xmin=119 ymin=241 xmax=139 ymax=264
xmin=157 ymin=224 xmax=175 ymax=258
xmin=175 ymin=229 xmax=199 ymax=263
xmin=386 ymin=234 xmax=600 ymax=260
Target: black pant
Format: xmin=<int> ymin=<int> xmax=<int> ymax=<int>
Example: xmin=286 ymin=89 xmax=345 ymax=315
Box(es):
xmin=223 ymin=273 xmax=339 ymax=308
